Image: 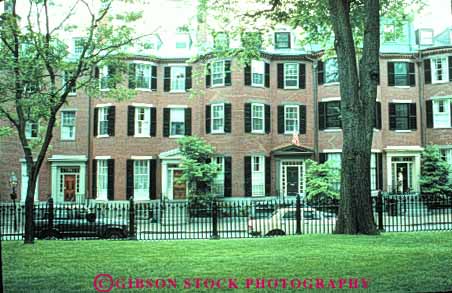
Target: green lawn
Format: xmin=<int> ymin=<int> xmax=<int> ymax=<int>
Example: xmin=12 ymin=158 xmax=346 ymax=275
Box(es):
xmin=3 ymin=232 xmax=452 ymax=292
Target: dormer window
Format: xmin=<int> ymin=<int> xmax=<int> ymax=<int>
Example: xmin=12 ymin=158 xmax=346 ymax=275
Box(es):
xmin=73 ymin=38 xmax=84 ymax=56
xmin=241 ymin=32 xmax=262 ymax=49
xmin=175 ymin=34 xmax=190 ymax=49
xmin=419 ymin=30 xmax=433 ymax=45
xmin=214 ymin=32 xmax=229 ymax=50
xmin=383 ymin=24 xmax=396 ymax=42
xmin=275 ymin=32 xmax=291 ymax=49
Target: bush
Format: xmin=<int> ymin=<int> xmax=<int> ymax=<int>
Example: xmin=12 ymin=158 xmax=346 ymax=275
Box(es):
xmin=305 ymin=159 xmax=340 ymax=206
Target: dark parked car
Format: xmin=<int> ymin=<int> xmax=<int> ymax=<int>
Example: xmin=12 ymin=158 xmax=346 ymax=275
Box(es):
xmin=34 ymin=206 xmax=128 ymax=239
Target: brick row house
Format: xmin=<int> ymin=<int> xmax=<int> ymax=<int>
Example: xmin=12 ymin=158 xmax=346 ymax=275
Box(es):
xmin=1 ymin=20 xmax=452 ymax=203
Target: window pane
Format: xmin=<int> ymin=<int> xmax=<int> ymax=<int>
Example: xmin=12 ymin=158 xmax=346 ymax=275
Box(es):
xmin=285 ymin=106 xmax=299 ymax=133
xmin=97 ymin=160 xmax=108 ymax=198
xmin=252 ymin=61 xmax=264 ymax=86
xmin=252 ymin=104 xmax=264 ymax=131
xmin=284 ymin=63 xmax=298 ymax=88
xmin=170 ymin=108 xmax=185 ymax=136
xmin=275 ymin=32 xmax=290 ymax=48
xmin=136 ymin=64 xmax=151 ymax=89
xmin=98 ymin=107 xmax=109 ymax=135
xmin=326 ymin=101 xmax=341 ymax=128
xmin=325 ymin=59 xmax=339 ymax=83
xmin=394 ymin=63 xmax=409 ymax=86
xmin=171 ymin=66 xmax=186 ymax=91
xmin=212 ymin=61 xmax=224 ymax=85
xmin=212 ymin=104 xmax=224 ymax=132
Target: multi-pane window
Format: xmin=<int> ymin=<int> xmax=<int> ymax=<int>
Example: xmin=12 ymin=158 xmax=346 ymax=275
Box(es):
xmin=394 ymin=63 xmax=409 ymax=86
xmin=211 ymin=104 xmax=224 ymax=133
xmin=73 ymin=38 xmax=84 ymax=55
xmin=431 ymin=57 xmax=449 ymax=83
xmin=63 ymin=71 xmax=76 ymax=95
xmin=212 ymin=60 xmax=225 ymax=86
xmin=325 ymin=59 xmax=339 ymax=83
xmin=97 ymin=160 xmax=108 ymax=200
xmin=252 ymin=156 xmax=265 ymax=196
xmin=135 ymin=107 xmax=150 ymax=136
xmin=61 ymin=111 xmax=76 ymax=140
xmin=212 ymin=156 xmax=225 ymax=196
xmin=275 ymin=32 xmax=290 ymax=49
xmin=25 ymin=121 xmax=38 ymax=139
xmin=394 ymin=104 xmax=410 ymax=130
xmin=100 ymin=66 xmax=112 ymax=90
xmin=433 ymin=99 xmax=451 ymax=128
xmin=284 ymin=106 xmax=299 ymax=134
xmin=251 ymin=60 xmax=265 ymax=86
xmin=371 ymin=154 xmax=377 ymax=191
xmin=134 ymin=160 xmax=149 ymax=198
xmin=251 ymin=104 xmax=264 ymax=133
xmin=98 ymin=107 xmax=109 ymax=136
xmin=284 ymin=63 xmax=298 ymax=88
xmin=327 ymin=153 xmax=341 ymax=192
xmin=171 ymin=66 xmax=186 ymax=91
xmin=170 ymin=108 xmax=185 ymax=137
xmin=135 ymin=63 xmax=152 ymax=89
xmin=326 ymin=101 xmax=341 ymax=128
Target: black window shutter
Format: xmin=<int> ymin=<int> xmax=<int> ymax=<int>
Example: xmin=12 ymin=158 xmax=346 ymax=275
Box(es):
xmin=265 ymin=104 xmax=271 ymax=134
xmin=93 ymin=108 xmax=99 ymax=137
xmin=244 ymin=156 xmax=252 ymax=197
xmin=389 ymin=103 xmax=396 ymax=130
xmin=94 ymin=66 xmax=100 ymax=79
xmin=244 ymin=63 xmax=251 ymax=86
xmin=108 ymin=106 xmax=115 ymax=136
xmin=277 ymin=64 xmax=284 ymax=89
xmin=185 ymin=66 xmax=192 ymax=90
xmin=264 ymin=63 xmax=270 ymax=88
xmin=151 ymin=66 xmax=157 ymax=90
xmin=265 ymin=156 xmax=271 ymax=196
xmin=185 ymin=108 xmax=192 ymax=136
xmin=205 ymin=105 xmax=211 ymax=134
xmin=127 ymin=106 xmax=135 ymax=136
xmin=409 ymin=63 xmax=416 ymax=86
xmin=149 ymin=159 xmax=157 ymax=200
xmin=377 ymin=153 xmax=383 ymax=190
xmin=150 ymin=107 xmax=156 ymax=136
xmin=224 ymin=60 xmax=232 ymax=86
xmin=374 ymin=102 xmax=382 ymax=129
xmin=163 ymin=108 xmax=170 ymax=137
xmin=92 ymin=159 xmax=97 ymax=198
xmin=424 ymin=59 xmax=431 ymax=84
xmin=126 ymin=160 xmax=134 ymax=199
xmin=387 ymin=62 xmax=395 ymax=86
xmin=107 ymin=159 xmax=114 ymax=200
xmin=128 ymin=63 xmax=136 ymax=89
xmin=318 ymin=102 xmax=326 ymax=130
xmin=164 ymin=66 xmax=171 ymax=92
xmin=319 ymin=153 xmax=326 ymax=164
xmin=299 ymin=105 xmax=306 ymax=134
xmin=244 ymin=103 xmax=252 ymax=133
xmin=317 ymin=60 xmax=324 ymax=85
xmin=449 ymin=56 xmax=452 ymax=82
xmin=299 ymin=63 xmax=306 ymax=89
xmin=224 ymin=156 xmax=232 ymax=197
xmin=277 ymin=105 xmax=285 ymax=134
xmin=409 ymin=103 xmax=417 ymax=130
xmin=224 ymin=103 xmax=232 ymax=133
xmin=205 ymin=63 xmax=211 ymax=88
xmin=426 ymin=100 xmax=433 ymax=128
xmin=108 ymin=66 xmax=117 ymax=89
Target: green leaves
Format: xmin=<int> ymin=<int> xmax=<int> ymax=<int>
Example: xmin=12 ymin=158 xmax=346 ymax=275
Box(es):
xmin=420 ymin=145 xmax=451 ymax=198
xmin=305 ymin=159 xmax=340 ymax=201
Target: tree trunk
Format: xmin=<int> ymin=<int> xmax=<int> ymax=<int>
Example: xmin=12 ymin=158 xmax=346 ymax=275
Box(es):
xmin=328 ymin=0 xmax=380 ymax=234
xmin=24 ymin=167 xmax=38 ymax=244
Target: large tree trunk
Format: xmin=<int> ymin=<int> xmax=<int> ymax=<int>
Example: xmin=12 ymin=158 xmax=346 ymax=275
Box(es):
xmin=328 ymin=0 xmax=379 ymax=234
xmin=24 ymin=166 xmax=38 ymax=244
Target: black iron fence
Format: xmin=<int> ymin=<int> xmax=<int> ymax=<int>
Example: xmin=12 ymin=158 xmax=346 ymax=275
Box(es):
xmin=1 ymin=193 xmax=451 ymax=241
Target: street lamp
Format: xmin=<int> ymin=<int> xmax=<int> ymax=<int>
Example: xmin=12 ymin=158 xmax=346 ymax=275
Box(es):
xmin=9 ymin=172 xmax=18 ymax=231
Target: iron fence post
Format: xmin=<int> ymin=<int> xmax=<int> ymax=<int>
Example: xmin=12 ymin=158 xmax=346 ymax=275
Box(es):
xmin=211 ymin=199 xmax=219 ymax=239
xmin=296 ymin=194 xmax=302 ymax=235
xmin=48 ymin=197 xmax=54 ymax=232
xmin=377 ymin=190 xmax=384 ymax=231
xmin=129 ymin=196 xmax=136 ymax=240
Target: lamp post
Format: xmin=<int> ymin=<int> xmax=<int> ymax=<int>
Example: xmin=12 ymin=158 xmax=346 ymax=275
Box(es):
xmin=9 ymin=172 xmax=18 ymax=232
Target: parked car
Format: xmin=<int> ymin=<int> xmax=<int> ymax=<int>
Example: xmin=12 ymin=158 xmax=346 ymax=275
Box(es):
xmin=34 ymin=206 xmax=128 ymax=239
xmin=248 ymin=207 xmax=335 ymax=236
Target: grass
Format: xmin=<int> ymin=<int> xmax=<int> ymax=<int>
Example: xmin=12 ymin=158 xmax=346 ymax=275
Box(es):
xmin=3 ymin=232 xmax=452 ymax=292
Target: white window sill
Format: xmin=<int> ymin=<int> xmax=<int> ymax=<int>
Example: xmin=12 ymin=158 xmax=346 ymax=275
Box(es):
xmin=169 ymin=135 xmax=185 ymax=139
xmin=432 ymin=127 xmax=452 ymax=129
xmin=100 ymin=88 xmax=111 ymax=92
xmin=323 ymin=82 xmax=340 ymax=87
xmin=284 ymin=131 xmax=300 ymax=135
xmin=169 ymin=90 xmax=186 ymax=93
xmin=283 ymin=86 xmax=299 ymax=90
xmin=68 ymin=93 xmax=77 ymax=96
xmin=432 ymin=80 xmax=449 ymax=85
xmin=97 ymin=135 xmax=110 ymax=138
xmin=136 ymin=88 xmax=153 ymax=92
xmin=393 ymin=85 xmax=411 ymax=89
xmin=251 ymin=130 xmax=265 ymax=134
xmin=322 ymin=128 xmax=342 ymax=132
xmin=134 ymin=135 xmax=151 ymax=138
xmin=251 ymin=84 xmax=265 ymax=88
xmin=373 ymin=128 xmax=380 ymax=132
xmin=394 ymin=130 xmax=412 ymax=133
xmin=211 ymin=130 xmax=225 ymax=134
xmin=61 ymin=138 xmax=76 ymax=141
xmin=211 ymin=83 xmax=225 ymax=88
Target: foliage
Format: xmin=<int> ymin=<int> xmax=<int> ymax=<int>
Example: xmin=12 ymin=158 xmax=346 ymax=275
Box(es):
xmin=177 ymin=136 xmax=220 ymax=197
xmin=305 ymin=159 xmax=340 ymax=202
xmin=419 ymin=145 xmax=451 ymax=200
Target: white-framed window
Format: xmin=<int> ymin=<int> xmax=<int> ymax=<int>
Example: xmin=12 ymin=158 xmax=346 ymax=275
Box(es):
xmin=61 ymin=111 xmax=76 ymax=140
xmin=73 ymin=38 xmax=84 ymax=55
xmin=97 ymin=160 xmax=108 ymax=200
xmin=135 ymin=107 xmax=151 ymax=136
xmin=63 ymin=71 xmax=77 ymax=95
xmin=284 ymin=105 xmax=299 ymax=134
xmin=275 ymin=32 xmax=290 ymax=49
xmin=98 ymin=107 xmax=109 ymax=136
xmin=433 ymin=99 xmax=451 ymax=128
xmin=251 ymin=60 xmax=265 ymax=87
xmin=326 ymin=153 xmax=341 ymax=192
xmin=212 ymin=60 xmax=225 ymax=86
xmin=419 ymin=30 xmax=433 ymax=45
xmin=100 ymin=65 xmax=112 ymax=90
xmin=25 ymin=121 xmax=38 ymax=139
xmin=431 ymin=57 xmax=449 ymax=83
xmin=170 ymin=108 xmax=185 ymax=137
xmin=134 ymin=160 xmax=149 ymax=198
xmin=171 ymin=66 xmax=186 ymax=92
xmin=325 ymin=58 xmax=339 ymax=84
xmin=284 ymin=63 xmax=298 ymax=89
xmin=251 ymin=103 xmax=265 ymax=133
xmin=135 ymin=63 xmax=152 ymax=90
xmin=440 ymin=149 xmax=452 ymax=181
xmin=371 ymin=153 xmax=377 ymax=191
xmin=393 ymin=62 xmax=410 ymax=86
xmin=251 ymin=155 xmax=265 ymax=196
xmin=211 ymin=103 xmax=225 ymax=133
xmin=212 ymin=156 xmax=225 ymax=196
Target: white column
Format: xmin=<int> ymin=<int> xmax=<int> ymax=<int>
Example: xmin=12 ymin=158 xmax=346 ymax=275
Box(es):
xmin=414 ymin=154 xmax=421 ymax=192
xmin=161 ymin=161 xmax=168 ymax=199
xmin=51 ymin=164 xmax=60 ymax=203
